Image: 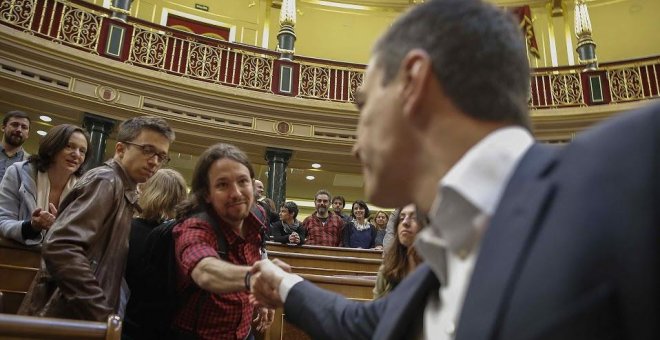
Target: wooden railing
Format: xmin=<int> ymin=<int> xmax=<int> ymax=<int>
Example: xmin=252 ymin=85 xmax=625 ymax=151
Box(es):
xmin=0 ymin=313 xmax=122 ymax=339
xmin=0 ymin=0 xmax=657 ymax=108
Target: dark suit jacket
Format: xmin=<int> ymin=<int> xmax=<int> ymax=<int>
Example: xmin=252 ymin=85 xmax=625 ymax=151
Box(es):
xmin=284 ymin=102 xmax=660 ymax=340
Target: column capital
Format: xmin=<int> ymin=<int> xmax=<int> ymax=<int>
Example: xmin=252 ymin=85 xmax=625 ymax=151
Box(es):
xmin=265 ymin=147 xmax=293 ymax=163
xmin=83 ymin=113 xmax=115 ymax=132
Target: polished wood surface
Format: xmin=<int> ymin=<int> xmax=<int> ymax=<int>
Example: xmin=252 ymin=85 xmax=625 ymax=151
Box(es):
xmin=266 ymin=241 xmax=383 ymax=259
xmin=0 ymin=237 xmax=40 ymax=314
xmin=0 ymin=313 xmax=122 ymax=339
xmin=268 ymin=250 xmax=382 ymax=273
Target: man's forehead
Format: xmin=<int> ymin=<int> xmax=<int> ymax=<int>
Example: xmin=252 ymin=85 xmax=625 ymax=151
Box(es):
xmin=316 ymin=195 xmax=329 ymax=201
xmin=7 ymin=117 xmax=30 ymax=125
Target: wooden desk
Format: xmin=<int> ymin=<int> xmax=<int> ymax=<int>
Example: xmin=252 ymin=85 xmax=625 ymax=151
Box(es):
xmin=267 ymin=250 xmax=382 ymax=273
xmin=268 ymin=274 xmax=375 ymax=340
xmin=266 ymin=242 xmax=383 ymax=260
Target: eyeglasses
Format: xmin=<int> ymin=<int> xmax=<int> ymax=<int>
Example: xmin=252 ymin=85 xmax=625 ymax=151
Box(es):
xmin=121 ymin=141 xmax=170 ymax=165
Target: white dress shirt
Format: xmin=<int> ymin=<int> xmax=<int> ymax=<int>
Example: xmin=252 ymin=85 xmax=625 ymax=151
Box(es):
xmin=277 ymin=126 xmax=534 ymax=338
xmin=417 ymin=126 xmax=534 ymax=339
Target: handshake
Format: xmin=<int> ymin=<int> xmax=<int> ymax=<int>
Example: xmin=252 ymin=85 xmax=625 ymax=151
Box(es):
xmin=248 ymin=258 xmax=293 ymax=309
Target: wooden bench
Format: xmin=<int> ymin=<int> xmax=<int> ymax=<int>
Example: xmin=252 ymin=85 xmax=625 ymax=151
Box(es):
xmin=266 ymin=242 xmax=383 ymax=260
xmin=0 ymin=237 xmax=41 ymax=314
xmin=268 ymin=251 xmax=382 ymax=273
xmin=0 ymin=313 xmax=122 ymax=339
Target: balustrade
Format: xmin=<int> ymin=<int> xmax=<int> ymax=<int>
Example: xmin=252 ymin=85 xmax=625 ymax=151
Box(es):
xmin=1 ymin=0 xmax=658 ymax=108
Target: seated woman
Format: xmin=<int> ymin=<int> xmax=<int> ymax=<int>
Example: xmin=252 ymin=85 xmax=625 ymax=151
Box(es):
xmin=123 ymin=168 xmax=187 ymax=340
xmin=373 ymin=204 xmax=424 ymax=299
xmin=271 ymin=201 xmax=305 ymax=245
xmin=373 ymin=210 xmax=389 ymax=250
xmin=0 ymin=124 xmax=91 ymax=245
xmin=343 ymin=200 xmax=376 ymax=249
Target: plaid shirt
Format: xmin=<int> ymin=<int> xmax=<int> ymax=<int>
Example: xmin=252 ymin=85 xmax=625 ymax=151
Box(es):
xmin=172 ymin=211 xmax=263 ymax=340
xmin=302 ymin=212 xmax=345 ymax=247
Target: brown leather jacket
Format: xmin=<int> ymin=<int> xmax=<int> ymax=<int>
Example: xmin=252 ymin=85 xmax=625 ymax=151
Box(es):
xmin=19 ymin=159 xmax=139 ymax=321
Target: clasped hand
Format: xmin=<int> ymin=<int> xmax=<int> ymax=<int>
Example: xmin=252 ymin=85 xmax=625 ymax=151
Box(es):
xmin=248 ymin=258 xmax=292 ymax=309
xmin=31 ymin=203 xmax=58 ymax=231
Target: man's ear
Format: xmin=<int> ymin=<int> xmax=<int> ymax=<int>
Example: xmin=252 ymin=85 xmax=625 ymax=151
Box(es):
xmin=400 ymin=49 xmax=433 ymax=127
xmin=115 ymin=142 xmax=125 ymax=159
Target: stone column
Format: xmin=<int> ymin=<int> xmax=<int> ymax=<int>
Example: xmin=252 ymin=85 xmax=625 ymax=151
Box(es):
xmin=110 ymin=0 xmax=132 ymax=22
xmin=265 ymin=148 xmax=293 ymax=209
xmin=277 ymin=0 xmax=297 ymax=61
xmin=575 ymin=0 xmax=597 ymax=71
xmin=83 ymin=114 xmax=116 ymax=171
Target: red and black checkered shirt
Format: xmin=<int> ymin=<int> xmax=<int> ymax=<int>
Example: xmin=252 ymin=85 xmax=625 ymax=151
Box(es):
xmin=172 ymin=211 xmax=263 ymax=340
xmin=302 ymin=212 xmax=345 ymax=247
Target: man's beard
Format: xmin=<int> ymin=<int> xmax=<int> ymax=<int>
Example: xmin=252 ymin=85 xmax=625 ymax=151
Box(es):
xmin=318 ymin=206 xmax=328 ymax=215
xmin=333 ymin=208 xmax=342 ymax=215
xmin=4 ymin=133 xmax=24 ymax=147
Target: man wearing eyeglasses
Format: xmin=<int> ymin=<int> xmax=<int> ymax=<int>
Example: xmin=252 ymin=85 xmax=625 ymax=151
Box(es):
xmin=20 ymin=116 xmax=175 ymax=322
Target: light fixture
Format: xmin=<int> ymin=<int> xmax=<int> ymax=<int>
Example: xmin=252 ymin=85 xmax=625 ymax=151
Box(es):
xmin=311 ymin=163 xmax=321 ymax=169
xmin=39 ymin=115 xmax=52 ymax=122
xmin=37 ymin=130 xmax=47 ymax=136
xmin=306 ymin=175 xmax=315 ymax=180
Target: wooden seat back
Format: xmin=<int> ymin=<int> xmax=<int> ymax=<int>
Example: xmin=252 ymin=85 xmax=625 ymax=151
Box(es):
xmin=0 ymin=237 xmax=41 ymax=314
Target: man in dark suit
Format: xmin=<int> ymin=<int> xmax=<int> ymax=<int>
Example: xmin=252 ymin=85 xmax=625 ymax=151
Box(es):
xmin=249 ymin=0 xmax=660 ymax=338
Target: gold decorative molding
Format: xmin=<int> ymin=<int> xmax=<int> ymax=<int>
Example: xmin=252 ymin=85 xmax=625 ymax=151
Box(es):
xmin=95 ymin=85 xmax=119 ymax=103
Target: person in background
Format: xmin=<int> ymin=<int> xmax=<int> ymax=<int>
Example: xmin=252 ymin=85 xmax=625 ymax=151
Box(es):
xmin=271 ymin=201 xmax=305 ymax=245
xmin=261 ymin=197 xmax=280 ymax=227
xmin=303 ymin=189 xmax=344 ymax=246
xmin=123 ymin=168 xmax=187 ymax=340
xmin=0 ymin=110 xmax=31 ymax=180
xmin=342 ymin=200 xmax=376 ymax=249
xmin=331 ymin=195 xmax=351 ymax=223
xmin=372 ymin=210 xmax=389 ymax=250
xmin=0 ymin=124 xmax=91 ymax=245
xmin=253 ymin=179 xmax=265 ymax=201
xmin=373 ymin=204 xmax=424 ymax=299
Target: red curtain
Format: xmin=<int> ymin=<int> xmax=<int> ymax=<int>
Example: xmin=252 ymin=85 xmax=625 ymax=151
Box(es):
xmin=510 ymin=6 xmax=540 ymax=59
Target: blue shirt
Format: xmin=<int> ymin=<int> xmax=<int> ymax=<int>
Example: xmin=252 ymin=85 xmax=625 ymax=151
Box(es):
xmin=0 ymin=145 xmax=26 ymax=181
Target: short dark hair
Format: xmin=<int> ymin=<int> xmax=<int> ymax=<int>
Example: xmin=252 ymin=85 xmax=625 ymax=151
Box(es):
xmin=177 ymin=143 xmax=255 ymax=218
xmin=281 ymin=201 xmax=299 ymax=219
xmin=117 ymin=116 xmax=175 ymax=143
xmin=373 ymin=0 xmax=530 ymax=128
xmin=314 ymin=189 xmax=331 ymax=201
xmin=30 ymin=124 xmax=92 ymax=177
xmin=350 ymin=200 xmax=370 ymax=219
xmin=3 ymin=111 xmax=31 ymax=127
xmin=331 ymin=195 xmax=346 ymax=207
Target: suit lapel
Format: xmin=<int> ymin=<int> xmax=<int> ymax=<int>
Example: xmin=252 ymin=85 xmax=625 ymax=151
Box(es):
xmin=456 ymin=144 xmax=559 ymax=340
xmin=374 ymin=265 xmax=439 ymax=340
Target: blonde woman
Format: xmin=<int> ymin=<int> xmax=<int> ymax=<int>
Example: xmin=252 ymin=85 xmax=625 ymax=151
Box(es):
xmin=124 ymin=168 xmax=187 ymax=339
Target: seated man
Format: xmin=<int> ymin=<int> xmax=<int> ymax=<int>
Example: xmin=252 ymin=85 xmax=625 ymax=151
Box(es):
xmin=271 ymin=201 xmax=305 ymax=245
